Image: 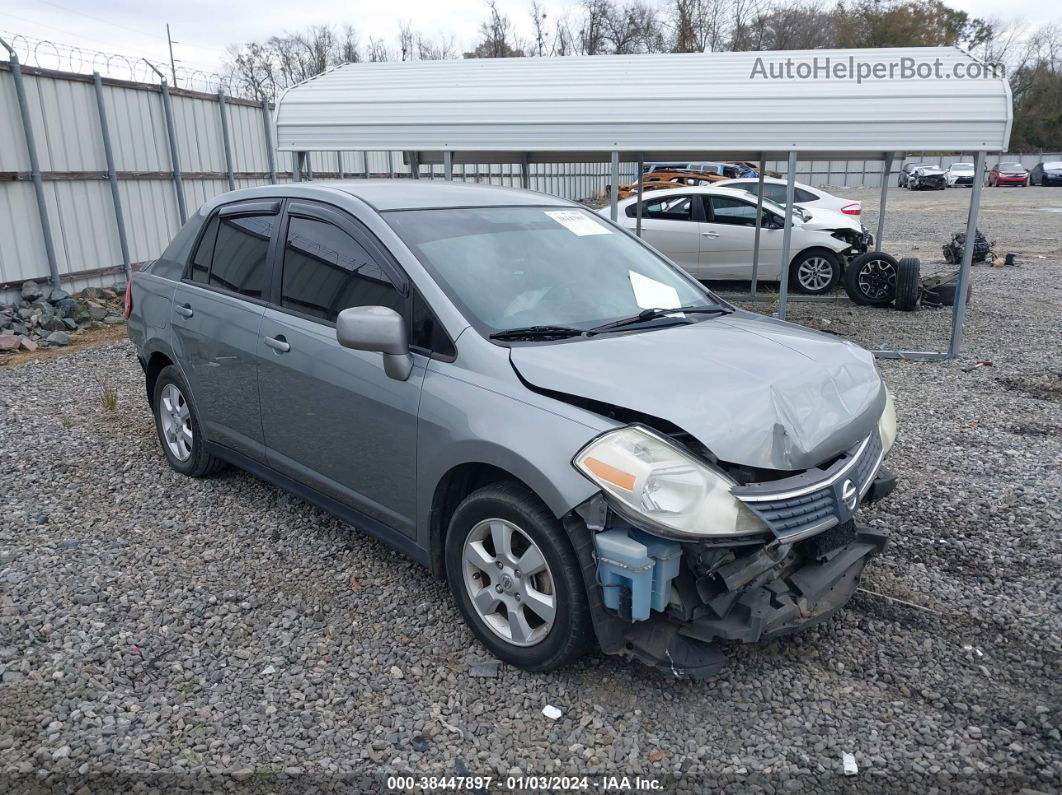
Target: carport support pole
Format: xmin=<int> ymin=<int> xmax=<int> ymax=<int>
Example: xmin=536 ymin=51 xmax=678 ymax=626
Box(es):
xmin=159 ymin=80 xmax=187 ymax=224
xmin=948 ymin=150 xmax=985 ymax=359
xmin=294 ymin=152 xmax=305 ymax=182
xmin=217 ymin=90 xmax=235 ymax=191
xmin=520 ymin=155 xmax=530 ymax=190
xmin=337 ymin=152 xmax=344 ymax=180
xmin=750 ymin=155 xmax=766 ymax=295
xmin=876 ymin=153 xmax=894 ymax=250
xmin=92 ymin=72 xmax=130 ymax=276
xmin=635 ymin=156 xmax=644 ymax=238
xmin=444 ymin=151 xmax=453 ymax=181
xmin=362 ymin=151 xmax=370 ymax=179
xmin=609 ymin=151 xmax=620 ymax=222
xmin=4 ymin=42 xmax=61 ymax=287
xmin=775 ymin=152 xmax=798 ymax=320
xmin=260 ymin=100 xmax=277 ymax=184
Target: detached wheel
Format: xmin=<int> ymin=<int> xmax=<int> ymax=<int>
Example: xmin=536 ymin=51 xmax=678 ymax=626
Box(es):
xmin=894 ymin=257 xmax=921 ymax=311
xmin=844 ymin=251 xmax=898 ymax=306
xmin=444 ymin=482 xmax=592 ymax=672
xmin=152 ymin=365 xmax=225 ymax=477
xmin=790 ymin=249 xmax=840 ymax=295
xmin=925 ymin=281 xmax=973 ymax=306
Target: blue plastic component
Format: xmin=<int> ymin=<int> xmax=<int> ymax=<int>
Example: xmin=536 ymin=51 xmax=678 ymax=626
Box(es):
xmin=629 ymin=528 xmax=682 ymax=613
xmin=594 ymin=527 xmax=683 ymax=622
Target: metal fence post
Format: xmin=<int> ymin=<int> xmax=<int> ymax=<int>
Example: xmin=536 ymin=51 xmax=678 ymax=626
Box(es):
xmin=635 ymin=156 xmax=644 ymax=237
xmin=337 ymin=151 xmax=344 ymax=180
xmin=3 ymin=42 xmax=61 ymax=287
xmin=294 ymin=152 xmax=305 ymax=182
xmin=217 ymin=89 xmax=235 ymax=191
xmin=876 ymin=152 xmax=894 ymax=250
xmin=444 ymin=151 xmax=453 ymax=181
xmin=92 ymin=72 xmax=130 ymax=276
xmin=520 ymin=154 xmax=529 ymax=189
xmin=609 ymin=151 xmax=620 ymax=221
xmin=260 ymin=99 xmax=277 ymax=184
xmin=159 ymin=80 xmax=187 ymax=224
xmin=363 ymin=151 xmax=370 ymax=179
xmin=751 ymin=155 xmax=766 ymax=295
xmin=776 ymin=151 xmax=798 ymax=320
xmin=948 ymin=150 xmax=985 ymax=359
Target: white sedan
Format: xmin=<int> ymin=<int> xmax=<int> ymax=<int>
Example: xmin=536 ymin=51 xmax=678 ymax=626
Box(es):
xmin=602 ymin=186 xmax=855 ymax=295
xmin=715 ymin=176 xmax=862 ymax=217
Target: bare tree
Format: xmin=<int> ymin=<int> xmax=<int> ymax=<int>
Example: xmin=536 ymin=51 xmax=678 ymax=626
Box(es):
xmin=465 ymin=0 xmax=525 ymax=58
xmin=671 ymin=0 xmax=728 ymax=53
xmin=530 ymin=1 xmax=551 ymax=56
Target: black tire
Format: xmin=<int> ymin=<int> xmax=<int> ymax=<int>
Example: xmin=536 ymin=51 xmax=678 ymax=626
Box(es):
xmin=789 ymin=248 xmax=841 ymax=295
xmin=894 ymin=257 xmax=921 ymax=311
xmin=843 ymin=251 xmax=898 ymax=307
xmin=444 ymin=481 xmax=592 ymax=672
xmin=152 ymin=365 xmax=225 ymax=477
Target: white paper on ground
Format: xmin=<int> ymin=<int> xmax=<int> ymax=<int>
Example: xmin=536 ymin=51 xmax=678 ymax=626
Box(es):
xmin=542 ymin=705 xmax=563 ymax=720
xmin=842 ymin=752 xmax=858 ymax=776
xmin=544 ymin=210 xmax=611 ymax=236
xmin=629 ymin=271 xmax=681 ymax=310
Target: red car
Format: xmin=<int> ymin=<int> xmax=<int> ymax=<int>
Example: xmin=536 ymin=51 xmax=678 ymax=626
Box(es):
xmin=987 ymin=162 xmax=1029 ymax=187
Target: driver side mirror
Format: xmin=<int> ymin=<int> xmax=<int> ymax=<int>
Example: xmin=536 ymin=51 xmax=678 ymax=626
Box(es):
xmin=336 ymin=305 xmax=413 ymax=381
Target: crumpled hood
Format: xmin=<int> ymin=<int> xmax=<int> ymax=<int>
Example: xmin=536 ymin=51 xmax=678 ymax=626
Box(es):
xmin=510 ymin=312 xmax=885 ymax=471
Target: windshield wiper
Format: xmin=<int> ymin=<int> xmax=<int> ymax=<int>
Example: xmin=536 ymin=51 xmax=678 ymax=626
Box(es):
xmin=588 ymin=305 xmax=732 ymax=335
xmin=489 ymin=325 xmax=586 ymax=341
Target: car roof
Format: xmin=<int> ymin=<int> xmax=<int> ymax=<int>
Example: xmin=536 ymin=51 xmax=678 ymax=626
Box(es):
xmin=716 ymin=176 xmax=821 ymax=192
xmin=617 ymin=185 xmax=764 ymax=204
xmin=203 ymin=180 xmax=575 ymax=213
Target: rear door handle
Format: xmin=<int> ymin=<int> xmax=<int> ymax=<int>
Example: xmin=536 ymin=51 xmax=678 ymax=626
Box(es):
xmin=264 ymin=335 xmax=290 ymax=353
xmin=174 ymin=303 xmax=194 ymax=318
xmin=702 ymin=231 xmax=721 ymax=238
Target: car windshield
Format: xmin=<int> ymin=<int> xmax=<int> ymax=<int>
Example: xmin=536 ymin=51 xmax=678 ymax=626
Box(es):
xmin=1045 ymin=161 xmax=1062 ymax=169
xmin=951 ymin=163 xmax=974 ymax=170
xmin=1000 ymin=163 xmax=1024 ymax=170
xmin=385 ymin=206 xmax=720 ymax=337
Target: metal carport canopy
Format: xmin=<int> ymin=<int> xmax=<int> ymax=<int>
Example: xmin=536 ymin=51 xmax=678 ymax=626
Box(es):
xmin=274 ymin=46 xmax=1012 ymax=159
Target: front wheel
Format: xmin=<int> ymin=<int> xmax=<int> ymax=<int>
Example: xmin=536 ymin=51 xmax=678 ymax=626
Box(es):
xmin=790 ymin=249 xmax=840 ymax=295
xmin=843 ymin=251 xmax=898 ymax=306
xmin=444 ymin=482 xmax=592 ymax=672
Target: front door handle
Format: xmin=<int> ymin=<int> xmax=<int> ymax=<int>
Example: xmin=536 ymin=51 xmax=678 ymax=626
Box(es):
xmin=174 ymin=303 xmax=194 ymax=318
xmin=264 ymin=335 xmax=290 ymax=353
xmin=701 ymin=231 xmax=721 ymax=238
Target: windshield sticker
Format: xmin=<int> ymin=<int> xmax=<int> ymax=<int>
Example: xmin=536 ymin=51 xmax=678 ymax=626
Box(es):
xmin=629 ymin=271 xmax=681 ymax=310
xmin=544 ymin=210 xmax=611 ymax=236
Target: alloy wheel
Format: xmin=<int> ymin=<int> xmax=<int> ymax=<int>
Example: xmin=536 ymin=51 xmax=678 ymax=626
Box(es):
xmin=856 ymin=257 xmax=897 ymax=301
xmin=159 ymin=383 xmax=193 ymax=462
xmin=462 ymin=518 xmax=556 ymax=647
xmin=796 ymin=256 xmax=835 ymax=292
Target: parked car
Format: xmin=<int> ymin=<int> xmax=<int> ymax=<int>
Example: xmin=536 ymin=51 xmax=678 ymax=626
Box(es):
xmin=603 ymin=186 xmax=859 ymax=294
xmin=127 ymin=181 xmax=897 ymax=677
xmin=715 ymin=176 xmax=862 ymax=216
xmin=901 ymin=164 xmax=946 ymax=190
xmin=643 ymin=161 xmax=755 ymax=178
xmin=1030 ymin=160 xmax=1062 ymax=186
xmin=945 ymin=162 xmax=977 ymax=187
xmin=714 ymin=177 xmax=871 ymax=254
xmin=987 ymin=162 xmax=1029 ymax=187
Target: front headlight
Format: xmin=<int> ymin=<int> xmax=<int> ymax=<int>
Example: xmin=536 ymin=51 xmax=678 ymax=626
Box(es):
xmin=572 ymin=425 xmax=766 ymax=539
xmin=879 ymin=386 xmax=897 ymax=454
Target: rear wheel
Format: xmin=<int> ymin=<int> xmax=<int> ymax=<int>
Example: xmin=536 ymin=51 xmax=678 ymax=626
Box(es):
xmin=444 ymin=482 xmax=592 ymax=672
xmin=790 ymin=249 xmax=840 ymax=295
xmin=843 ymin=251 xmax=898 ymax=307
xmin=894 ymin=257 xmax=921 ymax=312
xmin=152 ymin=365 xmax=225 ymax=477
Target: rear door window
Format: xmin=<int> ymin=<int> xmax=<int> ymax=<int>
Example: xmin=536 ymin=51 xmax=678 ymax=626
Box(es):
xmin=629 ymin=194 xmax=694 ymax=221
xmin=280 ymin=216 xmax=404 ymax=322
xmin=208 ymin=215 xmax=274 ymax=299
xmin=189 ymin=215 xmax=219 ymax=284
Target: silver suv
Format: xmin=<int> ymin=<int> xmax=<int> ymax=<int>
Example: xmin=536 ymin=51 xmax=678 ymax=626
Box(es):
xmin=127 ymin=181 xmax=897 ymax=677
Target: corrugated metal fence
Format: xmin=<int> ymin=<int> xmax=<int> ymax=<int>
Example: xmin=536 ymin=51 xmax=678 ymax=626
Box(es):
xmin=2 ymin=61 xmax=1057 ymax=299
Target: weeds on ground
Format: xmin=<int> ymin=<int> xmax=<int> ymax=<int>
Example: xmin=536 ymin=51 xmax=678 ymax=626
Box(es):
xmin=59 ymin=416 xmax=74 ymax=429
xmin=96 ymin=374 xmax=118 ymax=411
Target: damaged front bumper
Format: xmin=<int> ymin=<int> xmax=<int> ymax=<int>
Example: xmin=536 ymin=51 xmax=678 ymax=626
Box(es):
xmin=570 ymin=467 xmax=895 ymax=679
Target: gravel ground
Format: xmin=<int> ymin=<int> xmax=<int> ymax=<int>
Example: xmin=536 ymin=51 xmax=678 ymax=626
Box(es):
xmin=1 ymin=187 xmax=1060 ymax=793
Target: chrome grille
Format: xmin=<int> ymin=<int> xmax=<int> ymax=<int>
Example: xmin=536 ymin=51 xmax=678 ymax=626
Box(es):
xmin=735 ymin=432 xmax=884 ymax=541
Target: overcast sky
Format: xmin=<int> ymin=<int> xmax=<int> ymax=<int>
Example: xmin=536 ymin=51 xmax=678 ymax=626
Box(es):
xmin=1 ymin=0 xmax=1058 ymax=76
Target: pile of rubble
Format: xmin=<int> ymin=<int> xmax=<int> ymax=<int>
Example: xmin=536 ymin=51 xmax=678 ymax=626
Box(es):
xmin=0 ymin=280 xmax=126 ymax=354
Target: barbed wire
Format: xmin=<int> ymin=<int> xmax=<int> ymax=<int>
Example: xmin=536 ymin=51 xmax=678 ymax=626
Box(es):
xmin=0 ymin=30 xmax=244 ymax=96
